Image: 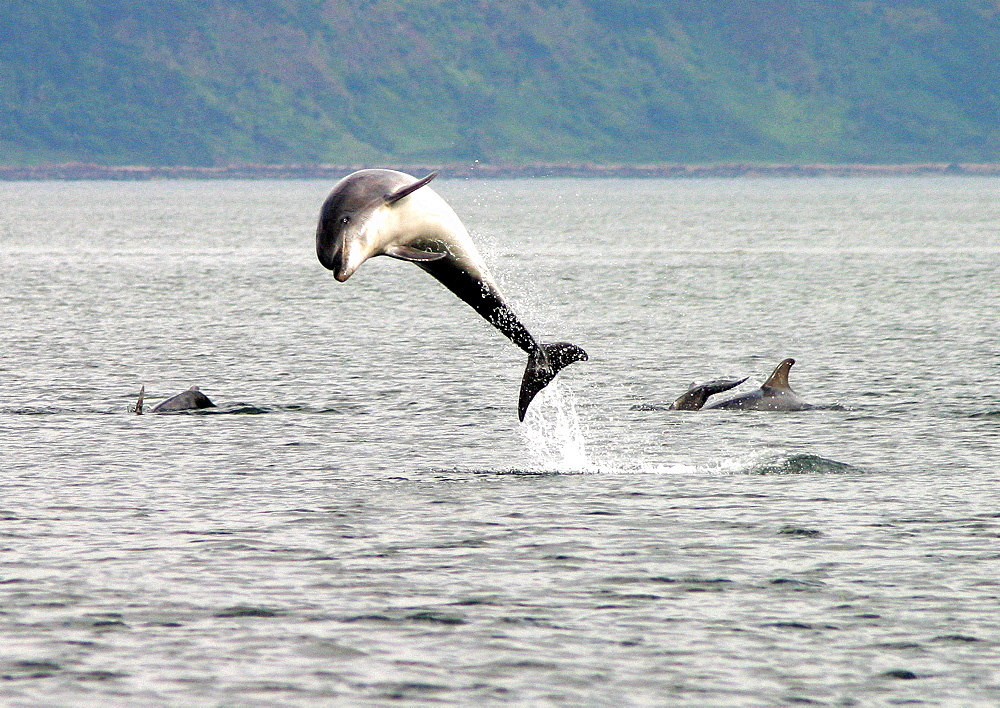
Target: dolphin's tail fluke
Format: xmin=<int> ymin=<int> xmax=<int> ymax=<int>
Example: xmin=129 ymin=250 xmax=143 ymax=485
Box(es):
xmin=518 ymin=342 xmax=588 ymax=421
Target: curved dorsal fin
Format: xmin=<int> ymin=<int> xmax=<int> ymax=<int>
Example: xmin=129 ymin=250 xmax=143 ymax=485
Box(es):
xmin=762 ymin=358 xmax=795 ymax=390
xmin=385 ymin=171 xmax=438 ymax=204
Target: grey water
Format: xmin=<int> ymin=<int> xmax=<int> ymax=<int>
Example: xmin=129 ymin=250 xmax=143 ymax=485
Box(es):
xmin=1 ymin=176 xmax=998 ymax=705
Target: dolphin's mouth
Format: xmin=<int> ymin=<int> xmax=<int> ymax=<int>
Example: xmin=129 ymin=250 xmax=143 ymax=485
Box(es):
xmin=317 ymin=243 xmax=350 ymax=280
xmin=331 ymin=249 xmax=358 ymax=282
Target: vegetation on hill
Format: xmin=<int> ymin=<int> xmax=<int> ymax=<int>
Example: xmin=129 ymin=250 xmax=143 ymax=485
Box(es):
xmin=2 ymin=0 xmax=998 ymax=166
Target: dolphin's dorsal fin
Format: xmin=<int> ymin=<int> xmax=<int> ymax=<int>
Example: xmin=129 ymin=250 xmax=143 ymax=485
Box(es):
xmin=385 ymin=171 xmax=438 ymax=204
xmin=385 ymin=245 xmax=447 ymax=262
xmin=762 ymin=358 xmax=795 ymax=391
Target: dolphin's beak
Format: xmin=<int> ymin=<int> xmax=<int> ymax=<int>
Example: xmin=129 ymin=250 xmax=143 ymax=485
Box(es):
xmin=333 ymin=261 xmax=353 ymax=282
xmin=317 ymin=229 xmax=352 ymax=281
xmin=316 ymin=213 xmax=366 ymax=282
xmin=321 ymin=242 xmax=359 ymax=282
xmin=318 ymin=246 xmax=345 ymax=279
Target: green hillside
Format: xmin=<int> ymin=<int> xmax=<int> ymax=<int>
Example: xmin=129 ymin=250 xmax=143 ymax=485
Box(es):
xmin=2 ymin=0 xmax=998 ymax=166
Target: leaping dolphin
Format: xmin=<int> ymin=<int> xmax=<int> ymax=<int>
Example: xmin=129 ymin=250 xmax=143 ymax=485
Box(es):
xmin=315 ymin=168 xmax=588 ymax=420
xmin=705 ymin=358 xmax=812 ymax=411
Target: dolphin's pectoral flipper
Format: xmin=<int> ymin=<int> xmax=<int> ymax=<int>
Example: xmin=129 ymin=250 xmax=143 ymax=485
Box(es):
xmin=385 ymin=245 xmax=447 ymax=262
xmin=134 ymin=385 xmax=145 ymax=415
xmin=518 ymin=342 xmax=589 ymax=421
xmin=669 ymin=377 xmax=749 ymax=411
xmin=700 ymin=377 xmax=749 ymax=398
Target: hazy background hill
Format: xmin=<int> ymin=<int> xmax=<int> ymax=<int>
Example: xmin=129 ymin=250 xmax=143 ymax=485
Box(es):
xmin=2 ymin=0 xmax=998 ymax=166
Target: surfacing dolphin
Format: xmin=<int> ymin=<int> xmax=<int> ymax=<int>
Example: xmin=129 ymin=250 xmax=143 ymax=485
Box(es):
xmin=705 ymin=358 xmax=812 ymax=411
xmin=315 ymin=168 xmax=588 ymax=421
xmin=134 ymin=385 xmax=217 ymax=414
xmin=668 ymin=377 xmax=748 ymax=410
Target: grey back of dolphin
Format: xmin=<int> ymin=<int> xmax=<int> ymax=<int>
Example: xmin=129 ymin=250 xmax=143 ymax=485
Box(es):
xmin=316 ymin=169 xmax=587 ymax=421
xmin=150 ymin=386 xmax=216 ymax=413
xmin=669 ymin=377 xmax=749 ymax=410
xmin=706 ymin=359 xmax=812 ymax=411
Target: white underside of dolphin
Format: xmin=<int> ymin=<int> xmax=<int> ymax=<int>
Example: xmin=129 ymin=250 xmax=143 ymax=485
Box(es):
xmin=315 ymin=169 xmax=588 ymax=420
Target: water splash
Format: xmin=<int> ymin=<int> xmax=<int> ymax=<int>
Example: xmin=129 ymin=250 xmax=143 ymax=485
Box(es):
xmin=519 ymin=379 xmax=591 ymax=472
xmin=519 ymin=385 xmax=757 ymax=476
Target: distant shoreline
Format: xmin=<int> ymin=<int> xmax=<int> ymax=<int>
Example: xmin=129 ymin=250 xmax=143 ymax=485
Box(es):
xmin=1 ymin=162 xmax=998 ymax=181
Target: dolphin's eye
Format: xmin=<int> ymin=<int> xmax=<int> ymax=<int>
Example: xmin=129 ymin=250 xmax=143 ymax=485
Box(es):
xmin=340 ymin=215 xmax=350 ymax=225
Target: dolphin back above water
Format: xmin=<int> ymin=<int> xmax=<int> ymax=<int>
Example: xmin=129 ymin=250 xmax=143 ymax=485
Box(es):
xmin=705 ymin=358 xmax=812 ymax=411
xmin=147 ymin=386 xmax=216 ymax=413
xmin=316 ymin=168 xmax=588 ymax=420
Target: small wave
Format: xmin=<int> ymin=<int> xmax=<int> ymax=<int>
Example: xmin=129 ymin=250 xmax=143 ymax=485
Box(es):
xmin=467 ymin=467 xmax=589 ymax=476
xmin=463 ymin=460 xmax=735 ymax=477
xmin=340 ymin=610 xmax=467 ymax=626
xmin=580 ymin=453 xmax=864 ymax=477
xmin=740 ymin=453 xmax=865 ymax=475
xmin=637 ymin=455 xmax=863 ymax=476
xmin=143 ymin=403 xmax=354 ymax=415
xmin=215 ymin=605 xmax=283 ymax=618
xmin=154 ymin=403 xmax=280 ymax=415
xmin=970 ymin=410 xmax=1000 ymax=418
xmin=809 ymin=403 xmax=851 ymax=411
xmin=0 ymin=406 xmax=127 ymax=415
xmin=215 ymin=404 xmax=272 ymax=415
xmin=461 ymin=453 xmax=863 ymax=477
xmin=0 ymin=407 xmax=65 ymax=415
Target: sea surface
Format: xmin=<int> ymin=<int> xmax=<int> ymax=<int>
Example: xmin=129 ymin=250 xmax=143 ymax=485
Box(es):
xmin=1 ymin=176 xmax=998 ymax=705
